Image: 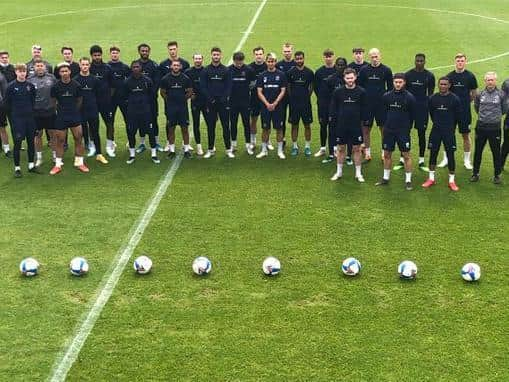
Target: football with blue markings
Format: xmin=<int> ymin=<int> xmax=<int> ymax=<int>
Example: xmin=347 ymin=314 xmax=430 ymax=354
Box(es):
xmin=341 ymin=257 xmax=361 ymax=276
xmin=262 ymin=256 xmax=281 ymax=276
xmin=461 ymin=263 xmax=481 ymax=281
xmin=69 ymin=257 xmax=89 ymax=277
xmin=19 ymin=257 xmax=40 ymax=277
xmin=133 ymin=255 xmax=153 ymax=275
xmin=192 ymin=256 xmax=212 ymax=275
xmin=398 ymin=260 xmax=417 ymax=279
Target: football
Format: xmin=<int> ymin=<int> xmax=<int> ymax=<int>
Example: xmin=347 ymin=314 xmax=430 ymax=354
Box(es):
xmin=262 ymin=256 xmax=281 ymax=276
xmin=19 ymin=257 xmax=40 ymax=277
xmin=461 ymin=263 xmax=481 ymax=281
xmin=192 ymin=256 xmax=211 ymax=275
xmin=398 ymin=260 xmax=417 ymax=279
xmin=341 ymin=257 xmax=361 ymax=276
xmin=69 ymin=257 xmax=89 ymax=277
xmin=133 ymin=255 xmax=153 ymax=275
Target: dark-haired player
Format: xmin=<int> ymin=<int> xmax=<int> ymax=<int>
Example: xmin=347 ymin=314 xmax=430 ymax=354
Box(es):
xmin=50 ymin=63 xmax=89 ymax=175
xmin=229 ymin=51 xmax=255 ymax=154
xmin=54 ymin=47 xmax=79 ymax=79
xmin=313 ymin=48 xmax=336 ymax=160
xmin=185 ymin=54 xmax=206 ymax=155
xmin=249 ymin=46 xmax=268 ymax=150
xmin=256 ymin=52 xmax=287 ymax=159
xmin=358 ymin=48 xmax=393 ymax=162
xmin=375 ymin=73 xmax=415 ymax=190
xmin=108 ymin=46 xmax=130 ymax=141
xmin=277 ymin=42 xmax=296 ymax=142
xmin=348 ymin=47 xmax=368 ymax=74
xmin=287 ymin=51 xmax=314 ymax=156
xmin=159 ymin=41 xmax=190 ymax=78
xmin=160 ymin=60 xmax=193 ymax=159
xmin=5 ymin=63 xmax=37 ymax=177
xmin=422 ymin=76 xmax=461 ymax=191
xmin=200 ymin=47 xmax=233 ymax=158
xmin=0 ymin=51 xmax=14 ymax=155
xmin=123 ymin=61 xmax=159 ymax=164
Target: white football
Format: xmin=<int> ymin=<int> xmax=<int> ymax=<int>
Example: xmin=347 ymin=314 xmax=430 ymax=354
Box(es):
xmin=134 ymin=255 xmax=153 ymax=275
xmin=342 ymin=257 xmax=361 ymax=276
xmin=398 ymin=260 xmax=417 ymax=279
xmin=192 ymin=256 xmax=211 ymax=275
xmin=19 ymin=257 xmax=39 ymax=277
xmin=70 ymin=257 xmax=89 ymax=276
xmin=262 ymin=256 xmax=281 ymax=276
xmin=461 ymin=263 xmax=481 ymax=281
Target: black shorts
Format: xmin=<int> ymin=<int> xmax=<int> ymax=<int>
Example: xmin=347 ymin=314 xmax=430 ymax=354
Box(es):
xmin=0 ymin=106 xmax=7 ymax=127
xmin=364 ymin=100 xmax=386 ymax=127
xmin=413 ymin=105 xmax=429 ymax=130
xmin=54 ymin=115 xmax=81 ymax=130
xmin=34 ymin=114 xmax=55 ymax=132
xmin=317 ymin=100 xmax=330 ymax=125
xmin=382 ymin=129 xmax=411 ymax=152
xmin=289 ymin=102 xmax=313 ymax=125
xmin=128 ymin=113 xmax=153 ymax=136
xmin=166 ymin=105 xmax=189 ymax=127
xmin=457 ymin=105 xmax=472 ymax=133
xmin=10 ymin=116 xmax=36 ymax=140
xmin=261 ymin=107 xmax=283 ymax=130
xmin=428 ymin=128 xmax=456 ymax=152
xmin=250 ymin=93 xmax=261 ymax=117
xmin=335 ymin=125 xmax=363 ymax=146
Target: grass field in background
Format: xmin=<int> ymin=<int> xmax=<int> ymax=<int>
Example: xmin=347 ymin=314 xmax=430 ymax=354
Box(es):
xmin=1 ymin=1 xmax=508 ymax=380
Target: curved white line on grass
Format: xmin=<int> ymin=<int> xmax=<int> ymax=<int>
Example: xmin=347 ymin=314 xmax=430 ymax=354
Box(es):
xmin=48 ymin=1 xmax=268 ymax=381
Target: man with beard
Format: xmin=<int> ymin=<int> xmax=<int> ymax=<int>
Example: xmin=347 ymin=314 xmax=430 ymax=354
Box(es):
xmin=185 ymin=54 xmax=206 ymax=155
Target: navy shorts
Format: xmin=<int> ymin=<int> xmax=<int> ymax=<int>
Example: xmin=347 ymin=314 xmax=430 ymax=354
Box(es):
xmin=261 ymin=107 xmax=283 ymax=130
xmin=428 ymin=128 xmax=456 ymax=152
xmin=34 ymin=114 xmax=55 ymax=132
xmin=54 ymin=114 xmax=81 ymax=130
xmin=413 ymin=104 xmax=429 ymax=130
xmin=335 ymin=125 xmax=363 ymax=146
xmin=11 ymin=116 xmax=36 ymax=140
xmin=364 ymin=100 xmax=386 ymax=127
xmin=166 ymin=105 xmax=189 ymax=127
xmin=457 ymin=112 xmax=472 ymax=134
xmin=382 ymin=129 xmax=411 ymax=152
xmin=289 ymin=102 xmax=313 ymax=125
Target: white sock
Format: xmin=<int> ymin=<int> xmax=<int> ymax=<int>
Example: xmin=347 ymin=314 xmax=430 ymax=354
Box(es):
xmin=151 ymin=148 xmax=156 ymax=156
xmin=449 ymin=173 xmax=455 ymax=183
xmin=429 ymin=171 xmax=435 ymax=181
xmin=292 ymin=141 xmax=298 ymax=149
xmin=36 ymin=151 xmax=42 ymax=160
xmin=75 ymin=156 xmax=83 ymax=166
xmin=337 ymin=163 xmax=343 ymax=176
xmin=383 ymin=169 xmax=391 ymax=180
xmin=320 ymin=146 xmax=326 ymax=151
xmin=3 ymin=144 xmax=9 ymax=152
xmin=405 ymin=172 xmax=412 ymax=183
xmin=277 ymin=142 xmax=284 ymax=153
xmin=232 ymin=140 xmax=237 ymax=147
xmin=261 ymin=142 xmax=267 ymax=152
xmin=184 ymin=144 xmax=190 ymax=152
xmin=56 ymin=158 xmax=63 ymax=167
xmin=305 ymin=141 xmax=311 ymax=148
xmin=106 ymin=139 xmax=113 ymax=148
xmin=28 ymin=162 xmax=34 ymax=169
xmin=250 ymin=134 xmax=256 ymax=144
xmin=169 ymin=144 xmax=175 ymax=152
xmin=355 ymin=165 xmax=362 ymax=177
xmin=365 ymin=147 xmax=371 ymax=156
xmin=14 ymin=165 xmax=20 ymax=171
xmin=464 ymin=151 xmax=471 ymax=162
xmin=52 ymin=151 xmax=56 ymax=159
xmin=419 ymin=157 xmax=425 ymax=164
xmin=129 ymin=148 xmax=135 ymax=157
xmin=140 ymin=137 xmax=146 ymax=145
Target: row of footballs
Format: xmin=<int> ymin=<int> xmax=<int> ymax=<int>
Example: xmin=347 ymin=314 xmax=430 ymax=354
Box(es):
xmin=19 ymin=256 xmax=482 ymax=282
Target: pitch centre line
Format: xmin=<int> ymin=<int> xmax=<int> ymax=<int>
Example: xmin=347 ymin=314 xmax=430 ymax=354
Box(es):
xmin=47 ymin=1 xmax=268 ymax=381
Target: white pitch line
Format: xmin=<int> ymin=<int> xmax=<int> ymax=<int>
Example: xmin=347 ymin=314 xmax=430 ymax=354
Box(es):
xmin=47 ymin=1 xmax=268 ymax=381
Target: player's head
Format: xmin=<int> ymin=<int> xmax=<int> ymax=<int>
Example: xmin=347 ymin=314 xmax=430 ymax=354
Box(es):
xmin=415 ymin=53 xmax=426 ymax=70
xmin=90 ymin=45 xmax=103 ymax=63
xmin=57 ymin=62 xmax=71 ymax=81
xmin=138 ymin=43 xmax=151 ymax=60
xmin=131 ymin=60 xmax=142 ymax=76
xmin=343 ymin=67 xmax=357 ymax=87
xmin=368 ymin=48 xmax=381 ymax=66
xmin=170 ymin=59 xmax=182 ymax=74
xmin=109 ymin=46 xmax=121 ymax=61
xmin=33 ymin=58 xmax=46 ymax=76
xmin=210 ymin=47 xmax=222 ymax=64
xmin=0 ymin=51 xmax=9 ymax=65
xmin=79 ymin=57 xmax=91 ymax=74
xmin=484 ymin=71 xmax=497 ymax=89
xmin=322 ymin=48 xmax=335 ymax=66
xmin=454 ymin=53 xmax=466 ymax=71
xmin=31 ymin=44 xmax=42 ymax=59
xmin=167 ymin=41 xmax=179 ymax=58
xmin=282 ymin=42 xmax=293 ymax=61
xmin=253 ymin=46 xmax=265 ymax=63
xmin=335 ymin=57 xmax=347 ymax=73
xmin=233 ymin=51 xmax=245 ymax=67
xmin=14 ymin=63 xmax=27 ymax=81
xmin=294 ymin=51 xmax=304 ymax=67
xmin=192 ymin=53 xmax=203 ymax=67
xmin=266 ymin=52 xmax=277 ymax=70
xmin=61 ymin=47 xmax=74 ymax=62
xmin=438 ymin=76 xmax=451 ymax=94
xmin=352 ymin=47 xmax=364 ymax=62
xmin=393 ymin=72 xmax=406 ymax=90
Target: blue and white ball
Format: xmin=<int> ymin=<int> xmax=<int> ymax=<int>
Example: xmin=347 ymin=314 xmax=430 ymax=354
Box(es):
xmin=133 ymin=255 xmax=152 ymax=275
xmin=398 ymin=260 xmax=417 ymax=279
xmin=262 ymin=256 xmax=281 ymax=276
xmin=192 ymin=256 xmax=211 ymax=275
xmin=19 ymin=257 xmax=39 ymax=277
xmin=461 ymin=263 xmax=481 ymax=281
xmin=70 ymin=257 xmax=89 ymax=276
xmin=341 ymin=257 xmax=361 ymax=276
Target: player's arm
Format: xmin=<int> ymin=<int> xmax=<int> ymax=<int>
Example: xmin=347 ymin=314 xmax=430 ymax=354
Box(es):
xmin=408 ymin=93 xmax=416 ymax=126
xmin=428 ymin=72 xmax=436 ymax=96
xmin=308 ymin=70 xmax=314 ymax=97
xmin=454 ymin=97 xmax=461 ymax=126
xmin=386 ymin=67 xmax=394 ymax=91
xmin=200 ymin=68 xmax=211 ymax=103
xmin=470 ymin=74 xmax=478 ymax=102
xmin=274 ymin=87 xmax=286 ymax=106
xmin=185 ymin=75 xmax=193 ymax=100
xmin=257 ymin=86 xmax=269 ymax=107
xmin=160 ymin=86 xmax=167 ymax=100
xmin=328 ymin=90 xmax=338 ymax=128
xmin=224 ymin=68 xmax=232 ymax=103
xmin=473 ymin=92 xmax=480 ymax=113
xmin=313 ymin=70 xmax=320 ymax=97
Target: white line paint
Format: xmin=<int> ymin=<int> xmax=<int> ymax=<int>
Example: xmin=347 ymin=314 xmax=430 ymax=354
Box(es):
xmin=48 ymin=1 xmax=267 ymax=381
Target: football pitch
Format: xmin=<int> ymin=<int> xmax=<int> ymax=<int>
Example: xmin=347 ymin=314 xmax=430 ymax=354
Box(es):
xmin=1 ymin=0 xmax=509 ymax=380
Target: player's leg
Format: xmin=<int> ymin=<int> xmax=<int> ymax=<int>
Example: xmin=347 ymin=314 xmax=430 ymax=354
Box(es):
xmin=346 ymin=143 xmax=353 ymax=165
xmin=398 ymin=132 xmax=413 ymax=190
xmin=167 ymin=121 xmax=177 ymax=159
xmin=144 ymin=117 xmax=160 ymax=164
xmin=49 ymin=127 xmax=66 ymax=175
xmin=239 ymin=105 xmax=252 ymax=155
xmin=256 ymin=109 xmax=270 ymax=158
xmin=460 ymin=117 xmax=472 ymax=169
xmin=82 ymin=118 xmax=90 ymax=153
xmin=11 ymin=119 xmax=24 ymax=177
xmin=445 ymin=133 xmax=458 ymax=190
xmin=89 ymin=116 xmax=107 ymax=164
xmin=190 ymin=101 xmax=203 ymax=155
xmin=331 ymin=144 xmax=346 ymax=181
xmin=230 ymin=104 xmax=239 ymax=152
xmin=126 ymin=116 xmax=138 ymax=164
xmin=362 ymin=109 xmax=374 ymax=162
xmin=471 ymin=128 xmax=487 ymax=181
xmin=352 ymin=128 xmax=364 ymax=182
xmin=303 ymin=103 xmax=313 ymax=157
xmin=501 ymin=120 xmax=509 ymax=171
xmin=423 ymin=129 xmax=439 ymax=188
xmin=25 ymin=119 xmax=37 ymax=173
xmin=376 ymin=131 xmax=395 ymax=185
xmin=0 ymin=107 xmax=11 ymax=156
xmin=315 ymin=101 xmax=328 ymax=158
xmin=70 ymin=124 xmax=89 ymax=172
xmin=179 ymin=106 xmax=191 ymax=158
xmin=204 ymin=103 xmax=217 ymax=158
xmin=487 ymin=129 xmax=502 ymax=183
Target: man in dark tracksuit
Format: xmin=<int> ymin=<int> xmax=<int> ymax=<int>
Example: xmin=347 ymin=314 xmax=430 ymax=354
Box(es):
xmin=500 ymin=77 xmax=509 ymax=169
xmin=5 ymin=64 xmax=37 ymax=177
xmin=276 ymin=43 xmax=296 ymax=143
xmin=108 ymin=46 xmax=130 ymax=139
xmin=229 ymin=51 xmax=255 ymax=154
xmin=0 ymin=50 xmax=15 ymax=154
xmin=123 ymin=61 xmax=159 ymax=165
xmin=200 ymin=47 xmax=233 ymax=159
xmin=248 ymin=47 xmax=268 ymax=150
xmin=0 ymin=70 xmax=10 ymax=156
xmin=185 ymin=54 xmax=206 ymax=155
xmin=471 ymin=72 xmax=508 ymax=184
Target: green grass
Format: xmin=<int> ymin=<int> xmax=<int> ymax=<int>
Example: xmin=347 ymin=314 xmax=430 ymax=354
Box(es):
xmin=1 ymin=0 xmax=509 ymax=380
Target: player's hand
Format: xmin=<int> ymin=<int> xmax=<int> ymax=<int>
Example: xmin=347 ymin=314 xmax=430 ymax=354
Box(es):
xmin=267 ymin=104 xmax=275 ymax=111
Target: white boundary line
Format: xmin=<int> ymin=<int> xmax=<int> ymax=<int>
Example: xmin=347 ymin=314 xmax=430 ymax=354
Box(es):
xmin=47 ymin=1 xmax=267 ymax=381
